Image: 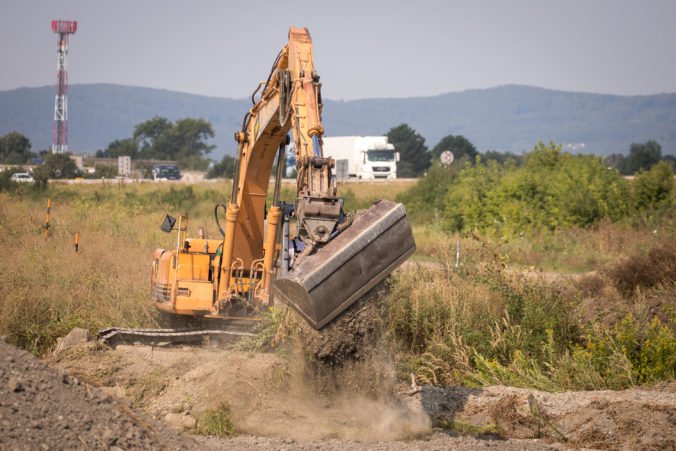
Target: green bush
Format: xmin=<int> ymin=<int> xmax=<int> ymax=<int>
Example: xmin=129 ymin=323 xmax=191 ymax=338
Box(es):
xmin=395 ymin=141 xmax=675 ymax=237
xmin=633 ymin=160 xmax=674 ymax=214
xmin=195 ymin=403 xmax=237 ymax=437
xmin=396 ymin=161 xmax=460 ymax=224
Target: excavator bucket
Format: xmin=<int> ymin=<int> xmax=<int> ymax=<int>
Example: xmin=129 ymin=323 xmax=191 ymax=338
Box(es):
xmin=271 ymin=199 xmax=416 ymax=329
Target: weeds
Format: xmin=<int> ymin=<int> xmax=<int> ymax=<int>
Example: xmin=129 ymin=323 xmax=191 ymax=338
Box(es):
xmin=195 ymin=403 xmax=237 ymax=437
xmin=239 ymin=307 xmax=296 ymax=351
xmin=388 ymin=233 xmax=676 ymax=391
xmin=0 ymin=180 xmax=673 ymax=393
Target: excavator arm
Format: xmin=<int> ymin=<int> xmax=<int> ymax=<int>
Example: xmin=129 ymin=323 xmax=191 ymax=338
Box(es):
xmin=218 ymin=27 xmax=342 ymax=301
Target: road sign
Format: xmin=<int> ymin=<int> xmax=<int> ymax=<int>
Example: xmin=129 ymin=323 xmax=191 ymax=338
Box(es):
xmin=440 ymin=150 xmax=454 ymax=166
xmin=118 ymin=156 xmax=131 ymax=177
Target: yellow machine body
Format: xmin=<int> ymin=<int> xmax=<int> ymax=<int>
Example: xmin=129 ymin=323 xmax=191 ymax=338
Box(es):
xmin=151 ymin=27 xmax=415 ymax=329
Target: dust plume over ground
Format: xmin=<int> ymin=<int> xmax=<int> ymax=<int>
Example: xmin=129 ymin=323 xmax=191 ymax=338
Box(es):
xmin=229 ymin=280 xmax=432 ymax=441
xmin=53 ymin=283 xmax=433 ymax=443
xmin=265 ymin=282 xmax=432 ymax=441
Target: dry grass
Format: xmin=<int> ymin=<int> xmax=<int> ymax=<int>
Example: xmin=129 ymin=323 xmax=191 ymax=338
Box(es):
xmin=0 ymin=194 xmax=163 ymax=354
xmin=605 ymin=239 xmax=676 ymax=296
xmin=1 ymin=180 xmax=674 ymax=391
xmin=0 ymin=180 xmax=410 ymax=355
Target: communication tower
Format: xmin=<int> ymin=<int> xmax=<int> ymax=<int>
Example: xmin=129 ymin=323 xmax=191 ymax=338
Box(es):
xmin=51 ymin=20 xmax=77 ymax=153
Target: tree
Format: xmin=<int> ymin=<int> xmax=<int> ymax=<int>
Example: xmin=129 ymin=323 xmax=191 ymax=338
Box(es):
xmin=632 ymin=161 xmax=674 ymax=212
xmin=207 ymin=155 xmax=236 ymax=179
xmin=482 ymin=150 xmax=523 ymax=166
xmin=42 ymin=153 xmax=79 ymax=179
xmin=396 ymin=160 xmax=460 ymax=224
xmin=385 ymin=124 xmax=430 ymax=178
xmin=431 ymin=134 xmax=478 ymax=162
xmin=620 ymin=140 xmax=662 ymax=175
xmin=132 ymin=116 xmax=214 ymax=169
xmin=0 ymin=132 xmax=33 ymax=164
xmin=96 ymin=138 xmax=139 ymax=159
xmin=133 ymin=116 xmax=172 ymax=157
xmin=605 ymin=153 xmax=624 ymax=169
xmin=169 ymin=118 xmax=215 ymax=169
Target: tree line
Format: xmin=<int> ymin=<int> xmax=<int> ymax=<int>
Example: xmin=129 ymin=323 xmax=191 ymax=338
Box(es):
xmin=385 ymin=123 xmax=675 ymax=178
xmin=1 ymin=120 xmax=674 ymax=180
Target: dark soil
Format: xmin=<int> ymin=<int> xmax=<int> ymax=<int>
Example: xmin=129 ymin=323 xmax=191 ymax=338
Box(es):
xmin=299 ymin=281 xmax=387 ymax=365
xmin=0 ymin=337 xmax=198 ymax=450
xmin=293 ymin=281 xmax=397 ymax=397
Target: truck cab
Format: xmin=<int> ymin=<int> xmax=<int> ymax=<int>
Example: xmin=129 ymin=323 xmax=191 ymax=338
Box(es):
xmin=323 ymin=136 xmax=400 ymax=180
xmin=362 ymin=142 xmax=399 ymax=179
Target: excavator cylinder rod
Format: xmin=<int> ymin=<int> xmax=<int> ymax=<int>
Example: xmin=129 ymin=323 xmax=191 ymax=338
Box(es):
xmin=271 ymin=199 xmax=415 ymax=329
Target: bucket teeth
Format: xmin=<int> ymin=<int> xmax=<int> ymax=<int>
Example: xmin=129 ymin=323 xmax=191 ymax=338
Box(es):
xmin=271 ymin=199 xmax=415 ymax=329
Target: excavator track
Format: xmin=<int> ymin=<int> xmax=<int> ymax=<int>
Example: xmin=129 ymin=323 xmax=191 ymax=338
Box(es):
xmin=97 ymin=327 xmax=255 ymax=348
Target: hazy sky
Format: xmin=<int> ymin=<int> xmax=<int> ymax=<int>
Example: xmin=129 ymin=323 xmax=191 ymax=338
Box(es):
xmin=1 ymin=0 xmax=675 ymax=100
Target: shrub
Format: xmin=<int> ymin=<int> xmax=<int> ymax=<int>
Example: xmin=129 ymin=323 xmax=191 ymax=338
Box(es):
xmin=605 ymin=240 xmax=676 ymax=296
xmin=633 ymin=160 xmax=674 ymax=213
xmin=195 ymin=403 xmax=237 ymax=437
xmin=387 ymin=234 xmax=675 ymax=391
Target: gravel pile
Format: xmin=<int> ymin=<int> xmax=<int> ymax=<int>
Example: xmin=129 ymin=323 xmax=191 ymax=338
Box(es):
xmin=0 ymin=338 xmax=198 ymax=450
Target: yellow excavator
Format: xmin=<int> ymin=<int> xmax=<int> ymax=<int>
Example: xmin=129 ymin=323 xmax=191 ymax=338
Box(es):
xmin=149 ymin=27 xmax=415 ymax=330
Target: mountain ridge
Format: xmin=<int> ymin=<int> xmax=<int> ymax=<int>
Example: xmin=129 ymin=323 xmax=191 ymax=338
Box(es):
xmin=1 ymin=83 xmax=674 ymax=158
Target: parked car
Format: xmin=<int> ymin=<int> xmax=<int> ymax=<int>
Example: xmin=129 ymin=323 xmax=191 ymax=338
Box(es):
xmin=152 ymin=164 xmax=181 ymax=181
xmin=10 ymin=172 xmax=34 ymax=183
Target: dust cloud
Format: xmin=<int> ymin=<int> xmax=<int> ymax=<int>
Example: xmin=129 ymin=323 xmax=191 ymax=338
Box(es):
xmin=232 ymin=283 xmax=432 ymax=441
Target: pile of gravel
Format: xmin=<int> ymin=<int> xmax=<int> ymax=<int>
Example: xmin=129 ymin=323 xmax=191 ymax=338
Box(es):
xmin=0 ymin=338 xmax=197 ymax=450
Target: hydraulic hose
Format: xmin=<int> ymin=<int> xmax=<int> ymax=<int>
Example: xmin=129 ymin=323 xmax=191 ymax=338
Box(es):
xmin=214 ymin=204 xmax=227 ymax=238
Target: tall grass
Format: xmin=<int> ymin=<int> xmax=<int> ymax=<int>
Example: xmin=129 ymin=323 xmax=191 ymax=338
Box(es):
xmin=0 ymin=183 xmax=230 ymax=354
xmin=1 ymin=180 xmax=674 ymax=393
xmin=386 ymin=234 xmax=676 ymax=391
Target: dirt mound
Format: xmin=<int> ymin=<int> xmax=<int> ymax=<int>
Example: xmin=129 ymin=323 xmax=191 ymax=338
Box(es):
xmin=0 ymin=338 xmax=198 ymax=450
xmin=53 ymin=339 xmax=676 ymax=449
xmin=575 ymin=241 xmax=676 ymax=327
xmin=605 ymin=240 xmax=676 ymax=297
xmin=409 ymin=384 xmax=676 ymax=449
xmin=54 ymin=340 xmax=431 ymax=443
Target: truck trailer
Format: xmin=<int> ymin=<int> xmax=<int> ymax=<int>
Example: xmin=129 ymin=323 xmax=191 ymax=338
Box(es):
xmin=322 ymin=136 xmax=399 ymax=180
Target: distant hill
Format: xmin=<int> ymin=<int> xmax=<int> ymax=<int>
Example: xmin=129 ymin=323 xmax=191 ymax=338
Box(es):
xmin=1 ymin=83 xmax=675 ymax=158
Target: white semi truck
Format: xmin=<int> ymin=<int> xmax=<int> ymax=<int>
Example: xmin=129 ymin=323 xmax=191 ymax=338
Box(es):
xmin=322 ymin=136 xmax=399 ymax=180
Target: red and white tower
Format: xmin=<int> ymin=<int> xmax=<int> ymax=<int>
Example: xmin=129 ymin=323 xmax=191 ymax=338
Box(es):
xmin=51 ymin=20 xmax=77 ymax=153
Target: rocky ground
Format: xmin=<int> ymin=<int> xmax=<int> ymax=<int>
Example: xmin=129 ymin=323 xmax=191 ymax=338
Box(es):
xmin=0 ymin=337 xmax=199 ymax=450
